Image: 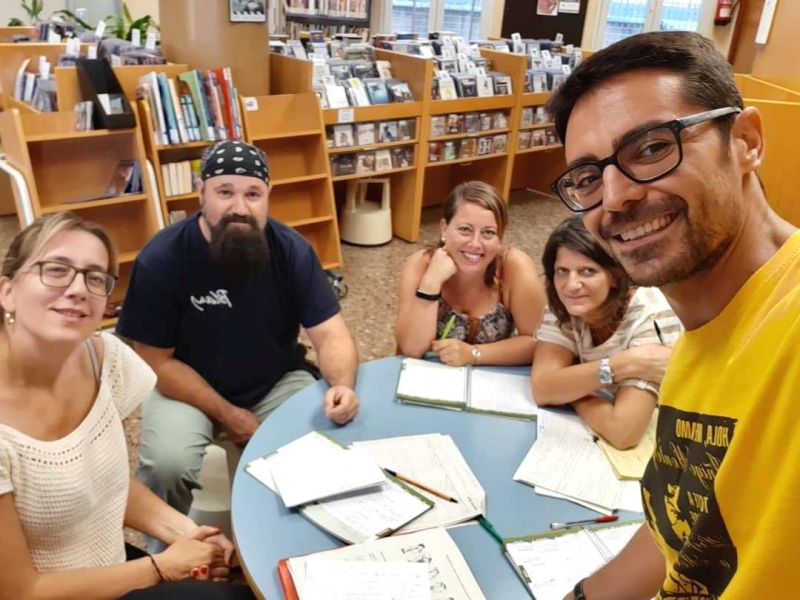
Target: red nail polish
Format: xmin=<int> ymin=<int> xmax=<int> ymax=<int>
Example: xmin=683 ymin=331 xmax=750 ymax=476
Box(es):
xmin=191 ymin=568 xmax=199 ymax=578
xmin=201 ymin=566 xmax=209 ymax=575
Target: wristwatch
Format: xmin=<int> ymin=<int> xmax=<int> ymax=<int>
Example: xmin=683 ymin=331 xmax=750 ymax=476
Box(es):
xmin=471 ymin=347 xmax=481 ymax=365
xmin=574 ymin=578 xmax=588 ymax=600
xmin=598 ymin=357 xmax=614 ymax=385
xmin=415 ymin=289 xmax=441 ymax=301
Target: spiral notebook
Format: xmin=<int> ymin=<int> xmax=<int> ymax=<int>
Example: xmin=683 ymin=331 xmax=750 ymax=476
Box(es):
xmin=503 ymin=521 xmax=643 ymax=600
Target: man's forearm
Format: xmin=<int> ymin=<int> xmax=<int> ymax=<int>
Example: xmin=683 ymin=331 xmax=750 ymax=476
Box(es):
xmin=579 ymin=524 xmax=665 ymax=600
xmin=154 ymin=358 xmax=235 ymax=422
xmin=317 ymin=334 xmax=358 ymax=388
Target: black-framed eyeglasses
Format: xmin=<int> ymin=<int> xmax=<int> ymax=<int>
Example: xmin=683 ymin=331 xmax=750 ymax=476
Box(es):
xmin=550 ymin=106 xmax=742 ymax=213
xmin=32 ymin=261 xmax=117 ymax=297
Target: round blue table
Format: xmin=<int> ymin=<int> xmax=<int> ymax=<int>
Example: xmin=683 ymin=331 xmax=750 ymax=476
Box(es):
xmin=231 ymin=357 xmax=637 ymax=599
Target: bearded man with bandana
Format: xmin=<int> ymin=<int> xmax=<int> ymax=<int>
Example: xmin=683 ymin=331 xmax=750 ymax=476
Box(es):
xmin=117 ymin=141 xmax=360 ymax=544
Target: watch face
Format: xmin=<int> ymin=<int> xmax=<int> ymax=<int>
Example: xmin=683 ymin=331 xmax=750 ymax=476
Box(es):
xmin=471 ymin=348 xmax=481 ymax=357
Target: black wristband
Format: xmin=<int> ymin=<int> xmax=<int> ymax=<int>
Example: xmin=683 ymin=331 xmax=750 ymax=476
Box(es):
xmin=147 ymin=553 xmax=165 ymax=582
xmin=415 ymin=289 xmax=441 ymax=301
xmin=574 ymin=578 xmax=587 ymax=600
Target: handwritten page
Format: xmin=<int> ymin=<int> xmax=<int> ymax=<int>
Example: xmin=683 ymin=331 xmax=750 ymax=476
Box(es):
xmin=288 ymin=528 xmax=486 ymax=600
xmin=300 ymin=479 xmax=433 ymax=543
xmin=246 ymin=453 xmax=279 ymax=493
xmin=515 ymin=411 xmax=631 ymax=511
xmin=468 ymin=371 xmax=537 ymax=419
xmin=303 ymin=559 xmax=431 ymax=600
xmin=505 ymin=530 xmax=608 ymax=600
xmin=352 ymin=434 xmax=486 ymax=532
xmin=596 ymin=411 xmax=658 ymax=480
xmin=397 ymin=359 xmax=468 ymax=408
xmin=505 ymin=523 xmax=641 ymax=600
xmin=270 ymin=432 xmax=386 ymax=508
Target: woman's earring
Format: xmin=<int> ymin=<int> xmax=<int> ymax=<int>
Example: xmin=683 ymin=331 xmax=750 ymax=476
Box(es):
xmin=4 ymin=311 xmax=15 ymax=325
xmin=440 ymin=236 xmax=446 ymax=244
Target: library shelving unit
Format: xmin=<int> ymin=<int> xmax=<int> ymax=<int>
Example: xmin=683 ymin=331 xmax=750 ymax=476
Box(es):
xmin=478 ymin=48 xmax=565 ymax=197
xmin=241 ymin=92 xmax=343 ymax=269
xmin=0 ymin=26 xmax=37 ymax=43
xmin=0 ymin=108 xmax=161 ymax=327
xmin=270 ymin=49 xmax=429 ymax=242
xmin=420 ymin=51 xmax=517 ymax=214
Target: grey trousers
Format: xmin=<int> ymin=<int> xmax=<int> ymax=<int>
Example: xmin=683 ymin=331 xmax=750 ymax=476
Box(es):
xmin=135 ymin=370 xmax=316 ymax=550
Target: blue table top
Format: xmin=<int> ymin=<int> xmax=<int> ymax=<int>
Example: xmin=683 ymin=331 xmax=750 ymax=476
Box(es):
xmin=231 ymin=356 xmax=638 ymax=599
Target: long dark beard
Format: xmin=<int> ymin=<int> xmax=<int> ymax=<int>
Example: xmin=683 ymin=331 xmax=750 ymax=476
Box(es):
xmin=207 ymin=213 xmax=269 ymax=279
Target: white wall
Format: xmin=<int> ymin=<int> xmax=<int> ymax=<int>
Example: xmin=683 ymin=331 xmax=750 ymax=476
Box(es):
xmin=0 ymin=0 xmax=68 ymax=27
xmin=124 ymin=0 xmax=160 ymax=22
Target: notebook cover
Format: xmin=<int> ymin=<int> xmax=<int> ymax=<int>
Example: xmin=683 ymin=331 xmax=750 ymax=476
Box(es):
xmin=277 ymin=558 xmax=299 ymax=600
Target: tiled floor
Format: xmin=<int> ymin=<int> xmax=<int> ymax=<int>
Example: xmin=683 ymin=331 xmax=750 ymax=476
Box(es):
xmin=0 ymin=189 xmax=570 ymax=544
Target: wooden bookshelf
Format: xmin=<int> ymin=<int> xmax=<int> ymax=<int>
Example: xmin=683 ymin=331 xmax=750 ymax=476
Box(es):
xmin=270 ymin=49 xmax=430 ymax=242
xmin=241 ymin=92 xmax=342 ymax=269
xmin=0 ymin=27 xmax=37 ymax=43
xmin=0 ymin=108 xmax=160 ymax=323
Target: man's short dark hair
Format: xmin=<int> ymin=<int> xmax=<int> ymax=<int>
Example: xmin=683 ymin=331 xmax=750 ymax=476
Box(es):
xmin=547 ymin=31 xmax=743 ymax=143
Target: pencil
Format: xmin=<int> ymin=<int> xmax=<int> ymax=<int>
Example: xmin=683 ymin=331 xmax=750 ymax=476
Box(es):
xmin=384 ymin=468 xmax=459 ymax=503
xmin=440 ymin=314 xmax=457 ymax=340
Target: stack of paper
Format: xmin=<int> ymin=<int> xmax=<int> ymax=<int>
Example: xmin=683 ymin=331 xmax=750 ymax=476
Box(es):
xmin=514 ymin=411 xmax=643 ymax=514
xmin=265 ymin=432 xmax=387 ymax=508
xmin=595 ymin=411 xmax=658 ymax=480
xmin=397 ymin=359 xmax=538 ymax=420
xmin=285 ymin=528 xmax=486 ymax=600
xmin=247 ymin=432 xmax=435 ymax=543
xmin=352 ymin=433 xmax=486 ymax=532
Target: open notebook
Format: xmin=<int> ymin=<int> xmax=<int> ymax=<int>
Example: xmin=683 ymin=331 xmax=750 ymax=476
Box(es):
xmin=396 ymin=358 xmax=538 ymax=420
xmin=246 ymin=432 xmax=435 ymax=543
xmin=504 ymin=521 xmax=644 ymax=600
xmin=281 ymin=527 xmax=486 ymax=600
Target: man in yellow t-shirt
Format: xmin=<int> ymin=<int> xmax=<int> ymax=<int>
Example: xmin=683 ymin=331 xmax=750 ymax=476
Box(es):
xmin=545 ymin=31 xmax=799 ymax=599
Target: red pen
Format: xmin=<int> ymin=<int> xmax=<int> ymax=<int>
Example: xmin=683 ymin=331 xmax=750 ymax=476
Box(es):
xmin=549 ymin=515 xmax=619 ymax=530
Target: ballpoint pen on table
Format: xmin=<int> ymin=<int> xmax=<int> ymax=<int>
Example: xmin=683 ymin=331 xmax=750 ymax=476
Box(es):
xmin=384 ymin=468 xmax=459 ymax=503
xmin=478 ymin=515 xmax=504 ymax=545
xmin=549 ymin=515 xmax=619 ymax=530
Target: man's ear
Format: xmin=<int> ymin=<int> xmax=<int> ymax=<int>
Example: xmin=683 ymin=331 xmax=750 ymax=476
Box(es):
xmin=731 ymin=107 xmax=765 ymax=175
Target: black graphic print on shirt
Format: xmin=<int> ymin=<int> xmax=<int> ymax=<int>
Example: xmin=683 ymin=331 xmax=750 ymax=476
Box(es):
xmin=642 ymin=406 xmax=738 ymax=600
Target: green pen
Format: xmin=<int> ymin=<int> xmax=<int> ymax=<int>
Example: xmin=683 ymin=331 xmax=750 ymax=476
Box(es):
xmin=440 ymin=313 xmax=457 ymax=340
xmin=478 ymin=515 xmax=504 ymax=545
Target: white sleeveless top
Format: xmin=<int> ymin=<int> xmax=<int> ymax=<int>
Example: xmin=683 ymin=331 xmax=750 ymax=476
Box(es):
xmin=0 ymin=333 xmax=156 ymax=572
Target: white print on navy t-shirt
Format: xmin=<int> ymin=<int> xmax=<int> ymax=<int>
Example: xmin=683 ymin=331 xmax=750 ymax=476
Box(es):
xmin=190 ymin=289 xmax=232 ymax=311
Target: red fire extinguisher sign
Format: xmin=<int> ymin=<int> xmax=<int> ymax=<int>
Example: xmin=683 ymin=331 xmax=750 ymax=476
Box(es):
xmin=715 ymin=0 xmax=734 ymax=25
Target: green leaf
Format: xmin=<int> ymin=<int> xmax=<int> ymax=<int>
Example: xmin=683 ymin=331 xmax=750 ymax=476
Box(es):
xmin=7 ymin=17 xmax=25 ymax=26
xmin=52 ymin=9 xmax=93 ymax=30
xmin=123 ymin=2 xmax=133 ymax=24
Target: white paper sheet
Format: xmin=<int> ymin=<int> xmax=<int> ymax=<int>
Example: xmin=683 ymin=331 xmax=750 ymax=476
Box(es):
xmin=396 ymin=359 xmax=468 ymax=407
xmin=303 ymin=559 xmax=431 ymax=600
xmin=270 ymin=432 xmax=386 ymax=508
xmin=289 ymin=528 xmax=485 ymax=600
xmin=352 ymin=434 xmax=485 ymax=532
xmin=468 ymin=371 xmax=537 ymax=418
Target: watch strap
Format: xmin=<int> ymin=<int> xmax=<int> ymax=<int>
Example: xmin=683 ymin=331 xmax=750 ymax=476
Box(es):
xmin=574 ymin=578 xmax=588 ymax=600
xmin=415 ymin=289 xmax=442 ymax=301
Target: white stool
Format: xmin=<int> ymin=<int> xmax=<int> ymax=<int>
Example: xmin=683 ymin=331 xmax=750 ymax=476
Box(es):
xmin=339 ymin=178 xmax=393 ymax=246
xmin=188 ymin=443 xmax=232 ymax=539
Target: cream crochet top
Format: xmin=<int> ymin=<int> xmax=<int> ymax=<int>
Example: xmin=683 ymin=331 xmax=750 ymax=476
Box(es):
xmin=0 ymin=333 xmax=156 ymax=572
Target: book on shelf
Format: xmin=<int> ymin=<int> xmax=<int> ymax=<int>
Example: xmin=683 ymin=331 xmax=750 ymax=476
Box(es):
xmin=396 ymin=358 xmax=538 ymax=419
xmin=333 ymin=124 xmax=355 ymax=148
xmin=476 ymin=73 xmax=494 ymax=97
xmin=375 ymin=59 xmax=393 ymax=80
xmin=355 ymin=122 xmax=376 ymax=145
xmin=355 ymin=151 xmax=374 ymax=173
xmin=391 ymin=146 xmax=413 ymax=168
xmin=377 ymin=121 xmax=398 ymax=143
xmin=464 ymin=113 xmax=479 ymax=133
xmin=444 ymin=140 xmax=458 ymax=161
xmin=519 ymin=130 xmax=533 ymax=149
xmin=428 ymin=141 xmax=443 ymax=162
xmin=451 ymin=73 xmax=477 ymax=98
xmin=397 ymin=118 xmax=415 ymax=141
xmin=477 ymin=136 xmax=493 ymax=155
xmin=385 ymin=79 xmax=414 ymax=102
xmin=137 ymin=67 xmax=242 ymax=146
xmin=161 ymin=159 xmax=201 ymax=198
xmin=493 ymin=134 xmax=508 ymax=153
xmin=81 ymin=160 xmax=143 ymax=202
xmin=374 ymin=149 xmax=393 ymax=171
xmin=504 ymin=521 xmax=643 ymax=600
xmin=431 ymin=116 xmax=446 ymax=137
xmin=364 ymin=78 xmax=390 ymax=104
xmin=331 ymin=154 xmax=356 ymax=176
xmin=446 ymin=113 xmax=464 ymax=134
xmin=324 ymin=83 xmax=350 ymax=108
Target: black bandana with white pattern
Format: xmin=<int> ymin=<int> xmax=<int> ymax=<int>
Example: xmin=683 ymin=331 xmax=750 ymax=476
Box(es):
xmin=200 ymin=140 xmax=270 ymax=184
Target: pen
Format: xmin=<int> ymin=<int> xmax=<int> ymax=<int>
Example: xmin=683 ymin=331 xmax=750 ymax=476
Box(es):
xmin=549 ymin=515 xmax=619 ymax=530
xmin=653 ymin=320 xmax=666 ymax=346
xmin=478 ymin=515 xmax=504 ymax=545
xmin=384 ymin=468 xmax=459 ymax=503
xmin=440 ymin=314 xmax=457 ymax=340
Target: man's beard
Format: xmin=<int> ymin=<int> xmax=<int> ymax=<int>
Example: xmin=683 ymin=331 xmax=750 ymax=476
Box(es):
xmin=598 ymin=191 xmax=738 ymax=288
xmin=207 ymin=213 xmax=269 ymax=279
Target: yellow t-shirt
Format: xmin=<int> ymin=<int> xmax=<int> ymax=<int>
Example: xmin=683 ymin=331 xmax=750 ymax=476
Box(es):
xmin=642 ymin=230 xmax=800 ymax=599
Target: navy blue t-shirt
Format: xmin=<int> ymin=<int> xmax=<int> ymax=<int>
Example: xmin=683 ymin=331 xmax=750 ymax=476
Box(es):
xmin=117 ymin=214 xmax=340 ymax=407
